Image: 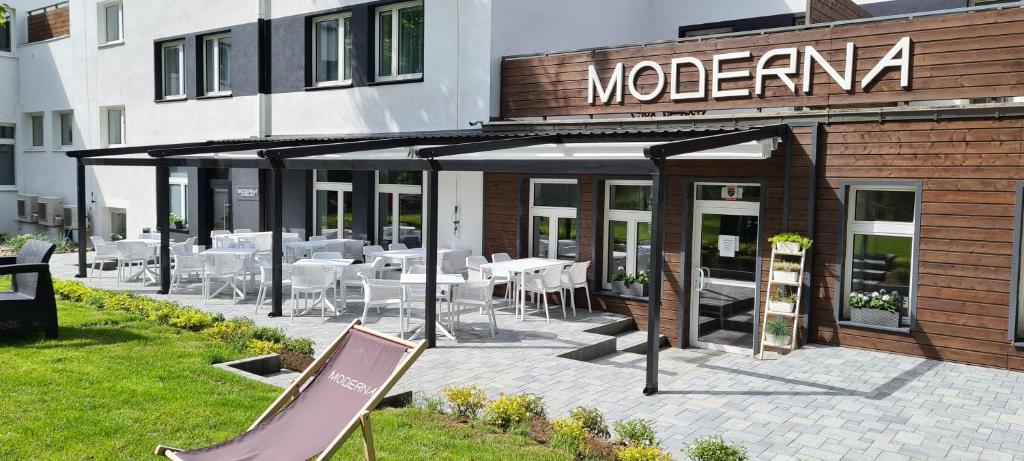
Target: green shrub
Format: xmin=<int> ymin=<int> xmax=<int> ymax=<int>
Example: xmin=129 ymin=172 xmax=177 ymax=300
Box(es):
xmin=169 ymin=309 xmax=216 ymax=331
xmin=523 ymin=394 xmax=545 ymax=418
xmin=202 ymin=318 xmax=256 ymax=351
xmin=420 ymin=395 xmax=445 ymax=414
xmin=772 ymin=261 xmax=801 ymax=272
xmin=618 ymin=444 xmax=673 ymax=461
xmin=569 ymin=406 xmax=609 ymax=438
xmin=767 ymin=232 xmax=812 ymax=250
xmin=247 ymin=339 xmax=282 ymax=355
xmin=281 ymin=337 xmax=315 ymax=355
xmin=251 ymin=326 xmax=286 ymax=343
xmin=485 ymin=394 xmax=533 ymax=430
xmin=613 ymin=419 xmax=658 ymax=447
xmin=549 ymin=417 xmax=588 ymax=456
xmin=440 ymin=386 xmax=487 ymax=419
xmin=2 ymin=233 xmax=75 ymax=253
xmin=684 ymin=436 xmax=747 ymax=461
xmin=765 ymin=319 xmax=789 ymax=338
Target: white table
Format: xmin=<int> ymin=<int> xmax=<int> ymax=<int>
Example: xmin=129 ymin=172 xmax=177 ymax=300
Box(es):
xmin=400 ymin=273 xmax=465 ymax=340
xmin=293 ymin=258 xmax=355 ymax=314
xmin=116 ymin=239 xmax=162 ymax=283
xmin=285 ymin=239 xmax=363 ymax=261
xmin=481 ymin=258 xmax=570 ymax=320
xmin=369 ymin=248 xmax=454 ymax=272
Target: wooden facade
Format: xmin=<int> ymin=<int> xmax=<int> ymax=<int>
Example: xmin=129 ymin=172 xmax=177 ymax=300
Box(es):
xmin=806 ymin=0 xmax=871 ymax=24
xmin=489 ymin=6 xmax=1024 ymax=370
xmin=27 ymin=6 xmax=70 ymax=44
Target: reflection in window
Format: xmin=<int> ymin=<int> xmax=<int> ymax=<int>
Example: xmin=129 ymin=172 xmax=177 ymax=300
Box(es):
xmin=604 ymin=181 xmax=653 ymax=289
xmin=529 ymin=179 xmax=578 ymax=260
xmin=376 ymin=1 xmax=424 ymax=79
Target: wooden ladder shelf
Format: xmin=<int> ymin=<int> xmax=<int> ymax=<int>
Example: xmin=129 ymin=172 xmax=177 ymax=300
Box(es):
xmin=758 ymin=246 xmax=805 ymax=359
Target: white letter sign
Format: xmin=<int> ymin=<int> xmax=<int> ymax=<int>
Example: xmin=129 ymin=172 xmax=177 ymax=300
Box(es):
xmin=756 ymin=47 xmax=797 ymax=96
xmin=627 ymin=61 xmax=666 ymax=102
xmin=862 ymin=36 xmax=912 ymax=89
xmin=588 ymin=63 xmax=624 ymax=104
xmin=803 ymin=42 xmax=854 ymax=93
xmin=670 ymin=57 xmax=706 ymax=100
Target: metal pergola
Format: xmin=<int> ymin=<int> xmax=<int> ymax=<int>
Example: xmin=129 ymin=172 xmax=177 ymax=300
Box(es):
xmin=66 ymin=123 xmax=788 ymax=395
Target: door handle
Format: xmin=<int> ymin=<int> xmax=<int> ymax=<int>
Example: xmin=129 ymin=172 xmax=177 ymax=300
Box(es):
xmin=696 ymin=266 xmax=710 ymax=291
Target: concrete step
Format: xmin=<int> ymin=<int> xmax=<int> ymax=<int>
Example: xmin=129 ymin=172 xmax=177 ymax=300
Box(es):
xmin=616 ymin=330 xmax=669 ymax=355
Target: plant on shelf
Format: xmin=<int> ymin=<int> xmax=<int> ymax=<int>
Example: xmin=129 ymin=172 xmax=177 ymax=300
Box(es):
xmin=768 ymin=289 xmax=797 ymax=313
xmin=768 ymin=232 xmax=813 ymax=253
xmin=772 ymin=260 xmax=802 ymax=284
xmin=849 ymin=289 xmax=904 ymax=328
xmin=169 ymin=214 xmax=185 ymax=229
xmin=612 ymin=268 xmax=629 ymax=294
xmin=629 ymin=271 xmax=650 ymax=297
xmin=764 ymin=318 xmax=791 ymax=348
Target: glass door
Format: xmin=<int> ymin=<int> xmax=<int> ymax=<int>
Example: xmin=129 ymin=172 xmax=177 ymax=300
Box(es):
xmin=210 ymin=180 xmax=232 ymax=231
xmin=690 ymin=184 xmax=760 ymax=353
xmin=314 ymin=185 xmax=353 ymax=239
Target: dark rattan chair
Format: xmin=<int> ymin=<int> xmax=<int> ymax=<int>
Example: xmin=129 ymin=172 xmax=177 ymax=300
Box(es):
xmin=0 ymin=239 xmax=58 ymax=338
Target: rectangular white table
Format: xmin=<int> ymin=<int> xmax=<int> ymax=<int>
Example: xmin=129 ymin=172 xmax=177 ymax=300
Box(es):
xmin=369 ymin=248 xmax=454 ymax=272
xmin=199 ymin=248 xmax=260 ymax=300
xmin=285 ymin=239 xmax=363 ymax=261
xmin=115 ymin=239 xmax=162 ymax=283
xmin=293 ymin=258 xmax=355 ymax=314
xmin=481 ymin=258 xmax=571 ymax=320
xmin=400 ymin=273 xmax=465 ymax=340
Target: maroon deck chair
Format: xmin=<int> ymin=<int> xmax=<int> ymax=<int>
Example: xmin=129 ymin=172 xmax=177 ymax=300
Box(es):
xmin=155 ymin=319 xmax=426 ymax=461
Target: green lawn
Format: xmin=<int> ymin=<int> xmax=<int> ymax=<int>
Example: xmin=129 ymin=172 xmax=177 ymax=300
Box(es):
xmin=0 ymin=288 xmax=569 ymax=460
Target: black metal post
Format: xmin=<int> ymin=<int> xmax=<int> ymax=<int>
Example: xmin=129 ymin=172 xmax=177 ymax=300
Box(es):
xmin=270 ymin=165 xmax=284 ymax=317
xmin=75 ymin=161 xmax=87 ymax=278
xmin=156 ymin=165 xmax=171 ymax=294
xmin=644 ymin=160 xmax=666 ymax=396
xmin=424 ymin=168 xmax=439 ymax=348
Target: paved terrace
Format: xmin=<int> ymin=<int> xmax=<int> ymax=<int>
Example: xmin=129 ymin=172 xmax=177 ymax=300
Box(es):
xmin=50 ymin=252 xmax=1024 ymax=460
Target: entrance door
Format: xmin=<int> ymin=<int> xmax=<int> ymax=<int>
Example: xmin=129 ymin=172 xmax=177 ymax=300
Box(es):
xmin=690 ymin=184 xmax=761 ymax=354
xmin=211 ymin=179 xmax=232 ymax=231
xmin=314 ymin=184 xmax=353 ymax=239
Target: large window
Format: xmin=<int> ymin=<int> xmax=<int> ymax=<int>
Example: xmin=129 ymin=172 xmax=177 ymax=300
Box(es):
xmin=603 ymin=180 xmax=653 ymax=289
xmin=161 ymin=41 xmax=185 ymax=99
xmin=57 ymin=112 xmax=73 ymax=147
xmin=0 ymin=125 xmax=13 ymax=186
xmin=169 ymin=167 xmax=188 ymax=226
xmin=203 ymin=33 xmax=231 ymax=96
xmin=841 ymin=185 xmax=919 ymax=329
xmin=312 ymin=13 xmax=353 ymax=86
xmin=99 ymin=1 xmax=123 ymax=45
xmin=29 ymin=114 xmax=44 ymax=148
xmin=375 ymin=1 xmax=423 ymax=81
xmin=313 ymin=170 xmax=353 ymax=239
xmin=0 ymin=8 xmax=11 ymax=53
xmin=377 ymin=171 xmax=422 ymax=248
xmin=103 ymin=106 xmax=125 ymax=146
xmin=529 ymin=179 xmax=578 ymax=261
xmin=108 ymin=208 xmax=127 ymax=241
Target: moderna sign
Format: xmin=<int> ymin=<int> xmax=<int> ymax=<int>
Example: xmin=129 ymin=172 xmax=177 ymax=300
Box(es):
xmin=587 ymin=37 xmax=912 ymax=104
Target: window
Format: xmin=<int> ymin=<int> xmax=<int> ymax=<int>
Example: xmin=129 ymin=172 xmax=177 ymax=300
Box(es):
xmin=529 ymin=179 xmax=578 ymax=261
xmin=108 ymin=208 xmax=127 ymax=241
xmin=603 ymin=181 xmax=653 ymax=289
xmin=57 ymin=112 xmax=73 ymax=147
xmin=0 ymin=124 xmax=13 ymax=186
xmin=314 ymin=170 xmax=354 ymax=239
xmin=683 ymin=26 xmax=733 ymax=38
xmin=375 ymin=1 xmax=423 ymax=80
xmin=103 ymin=107 xmax=125 ymax=146
xmin=169 ymin=167 xmax=188 ymax=226
xmin=29 ymin=114 xmax=44 ymax=148
xmin=161 ymin=41 xmax=185 ymax=99
xmin=312 ymin=13 xmax=353 ymax=86
xmin=0 ymin=8 xmax=11 ymax=53
xmin=99 ymin=1 xmax=123 ymax=45
xmin=201 ymin=33 xmax=231 ymax=96
xmin=841 ymin=185 xmax=919 ymax=329
xmin=970 ymin=0 xmax=1018 ymax=5
xmin=377 ymin=171 xmax=422 ymax=248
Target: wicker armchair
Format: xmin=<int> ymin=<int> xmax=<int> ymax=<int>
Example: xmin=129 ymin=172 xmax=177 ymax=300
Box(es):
xmin=0 ymin=239 xmax=58 ymax=338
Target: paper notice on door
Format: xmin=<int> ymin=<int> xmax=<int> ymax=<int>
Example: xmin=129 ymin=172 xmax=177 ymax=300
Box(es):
xmin=718 ymin=235 xmax=739 ymax=258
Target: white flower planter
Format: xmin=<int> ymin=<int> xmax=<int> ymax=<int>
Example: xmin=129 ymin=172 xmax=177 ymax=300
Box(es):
xmin=765 ymin=334 xmax=791 ymax=348
xmin=612 ymin=281 xmax=626 ymax=294
xmin=774 ymin=242 xmax=802 ymax=253
xmin=851 ymin=307 xmax=900 ymax=328
xmin=774 ymin=271 xmax=799 ymax=284
xmin=768 ymin=300 xmax=795 ymax=313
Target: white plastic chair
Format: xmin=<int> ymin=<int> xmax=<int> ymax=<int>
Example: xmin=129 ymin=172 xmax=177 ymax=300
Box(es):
xmin=445 ymin=249 xmax=472 ymax=275
xmin=210 ymin=230 xmax=231 ymax=248
xmin=389 ymin=243 xmax=408 ymax=250
xmin=360 ymin=274 xmax=403 ymax=327
xmin=308 ymin=235 xmax=327 ymax=242
xmin=289 ymin=265 xmax=334 ymax=320
xmin=522 ymin=265 xmax=565 ymax=322
xmin=312 ymin=252 xmax=344 ymax=260
xmin=466 ymin=255 xmax=489 ymax=281
xmin=492 ymin=252 xmax=512 ymax=263
xmin=89 ymin=236 xmax=119 ymax=281
xmin=451 ymin=279 xmax=498 ymax=338
xmin=202 ymin=253 xmax=245 ymax=304
xmin=169 ymin=242 xmax=204 ymax=295
xmin=116 ymin=241 xmax=153 ymax=285
xmin=560 ymin=261 xmax=592 ymax=316
xmin=342 ymin=240 xmax=364 ymax=260
xmin=254 ymin=255 xmax=292 ymax=315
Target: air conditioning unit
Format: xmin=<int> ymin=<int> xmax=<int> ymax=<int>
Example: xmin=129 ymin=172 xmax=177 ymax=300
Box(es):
xmin=63 ymin=206 xmax=79 ymax=229
xmin=16 ymin=195 xmax=39 ymax=223
xmin=37 ymin=196 xmax=64 ymax=227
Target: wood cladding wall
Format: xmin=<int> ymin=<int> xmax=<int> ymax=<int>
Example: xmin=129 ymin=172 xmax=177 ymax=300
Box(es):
xmin=27 ymin=7 xmax=70 ymax=43
xmin=500 ymin=7 xmax=1024 ymax=118
xmin=806 ymin=0 xmax=871 ymax=24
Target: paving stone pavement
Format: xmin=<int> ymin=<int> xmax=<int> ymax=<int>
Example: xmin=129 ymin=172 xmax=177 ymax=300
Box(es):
xmin=50 ymin=253 xmax=1024 ymax=460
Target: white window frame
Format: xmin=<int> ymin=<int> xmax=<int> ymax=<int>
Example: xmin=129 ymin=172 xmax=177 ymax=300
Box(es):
xmin=106 ymin=207 xmax=127 ymax=241
xmin=28 ymin=113 xmax=44 ymax=150
xmin=312 ymin=176 xmax=353 ymax=238
xmin=529 ymin=179 xmax=578 ymax=260
xmin=603 ymin=179 xmax=653 ymax=289
xmin=55 ymin=111 xmax=73 ymax=148
xmin=375 ymin=172 xmax=423 ymax=246
xmin=312 ymin=13 xmax=353 ymax=87
xmin=203 ymin=33 xmax=232 ymax=96
xmin=98 ymin=1 xmax=123 ymax=46
xmin=161 ymin=40 xmax=185 ymax=100
xmin=374 ymin=0 xmax=423 ymax=81
xmin=842 ymin=184 xmax=919 ymax=326
xmin=102 ymin=106 xmax=125 ymax=147
xmin=0 ymin=124 xmax=14 ymax=188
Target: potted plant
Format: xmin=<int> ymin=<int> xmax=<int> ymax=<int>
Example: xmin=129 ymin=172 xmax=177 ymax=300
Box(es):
xmin=772 ymin=261 xmax=802 ymax=284
xmin=169 ymin=214 xmax=185 ymax=230
xmin=611 ymin=269 xmax=628 ymax=294
xmin=764 ymin=318 xmax=791 ymax=347
xmin=768 ymin=232 xmax=813 ymax=253
xmin=850 ymin=289 xmax=903 ymax=328
xmin=768 ymin=289 xmax=796 ymax=313
xmin=630 ymin=271 xmax=650 ymax=297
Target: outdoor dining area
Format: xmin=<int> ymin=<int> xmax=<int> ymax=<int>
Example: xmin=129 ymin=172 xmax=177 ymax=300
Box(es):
xmin=85 ymin=229 xmax=595 ymax=341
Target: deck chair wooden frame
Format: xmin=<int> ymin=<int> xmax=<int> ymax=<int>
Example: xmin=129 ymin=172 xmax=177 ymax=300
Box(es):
xmin=155 ymin=319 xmax=426 ymax=461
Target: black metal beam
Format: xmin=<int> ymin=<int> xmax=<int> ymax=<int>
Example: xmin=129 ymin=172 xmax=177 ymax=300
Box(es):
xmin=260 ymin=138 xmax=422 ymax=159
xmin=431 ymin=158 xmax=657 ymax=174
xmin=270 ymin=165 xmax=284 ymax=317
xmin=81 ymin=157 xmax=272 ymax=169
xmin=149 ymin=139 xmax=358 ymax=158
xmin=415 ymin=134 xmax=563 ymax=158
xmin=424 ymin=169 xmax=439 ymax=348
xmin=645 ymin=124 xmax=788 ymax=159
xmin=75 ymin=161 xmax=87 ymax=278
xmin=281 ymin=158 xmax=432 ymax=171
xmin=156 ymin=165 xmax=171 ymax=294
xmin=67 ymin=141 xmax=213 ymax=158
xmin=644 ymin=159 xmax=667 ymax=396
